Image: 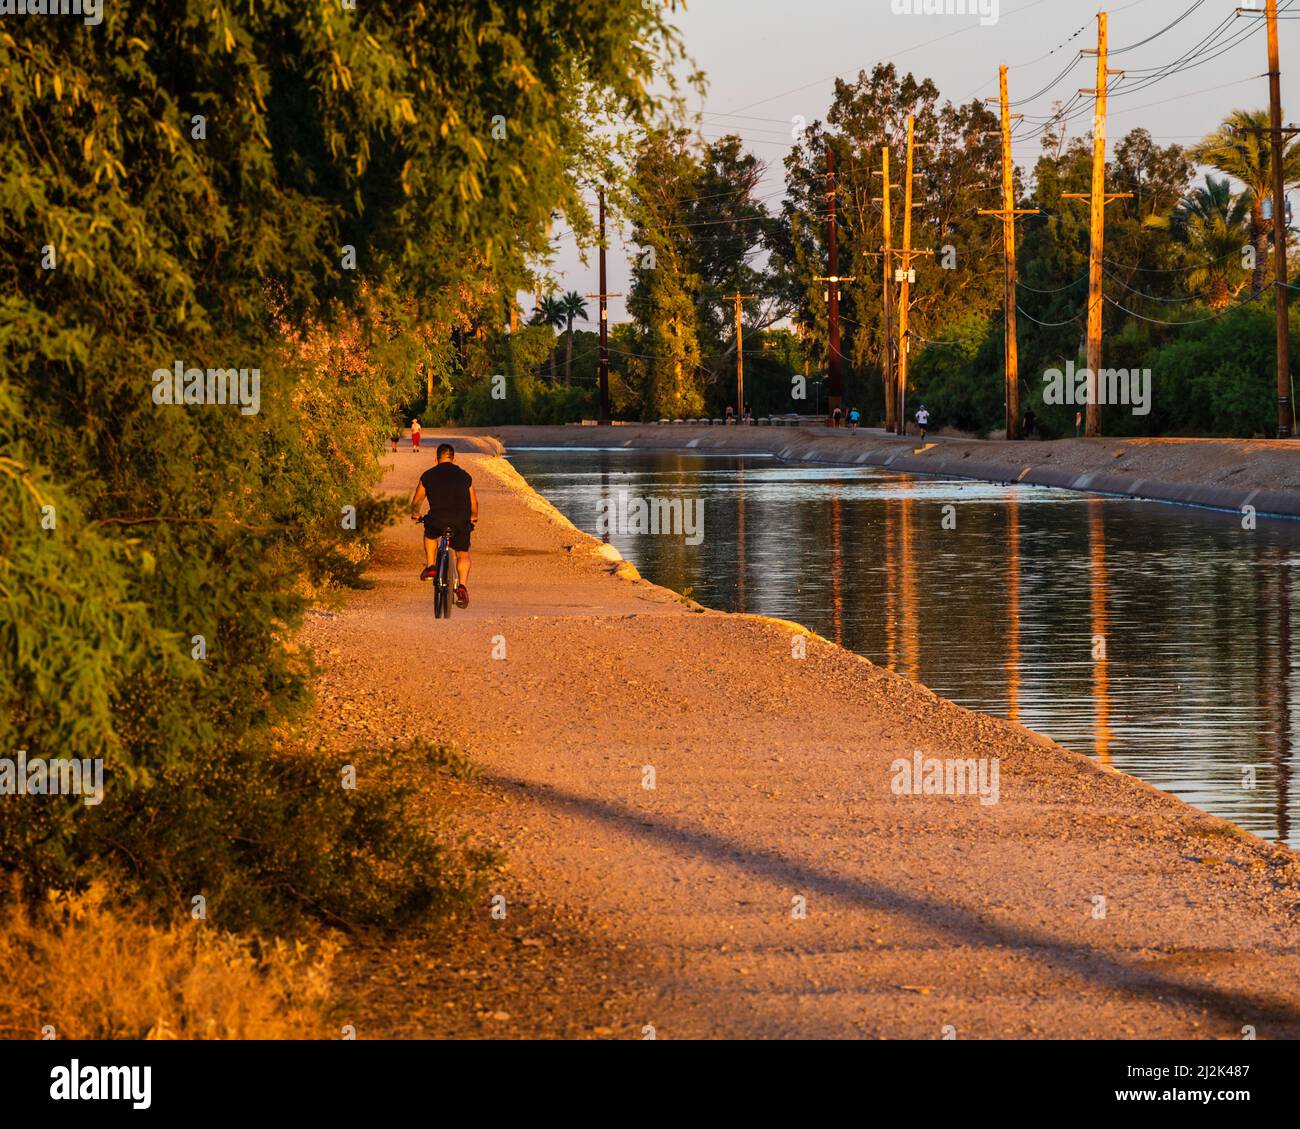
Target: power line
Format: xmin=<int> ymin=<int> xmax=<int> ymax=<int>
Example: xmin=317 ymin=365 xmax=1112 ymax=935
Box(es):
xmin=1110 ymin=0 xmax=1209 ymax=55
xmin=1017 ymin=304 xmax=1083 ymax=327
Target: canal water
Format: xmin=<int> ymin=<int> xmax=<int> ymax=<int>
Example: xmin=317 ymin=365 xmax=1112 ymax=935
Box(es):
xmin=508 ymin=448 xmax=1300 ymax=848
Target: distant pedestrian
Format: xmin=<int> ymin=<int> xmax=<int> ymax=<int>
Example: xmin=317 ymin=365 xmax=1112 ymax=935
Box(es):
xmin=832 ymin=406 xmax=843 ymax=428
xmin=915 ymin=404 xmax=931 ymax=441
xmin=726 ymin=405 xmax=735 ymax=425
xmin=411 ymin=418 xmax=422 ymax=452
xmin=1023 ymin=408 xmax=1037 ymax=439
xmin=848 ymin=406 xmax=861 ymax=433
xmin=743 ymin=403 xmax=752 ymax=423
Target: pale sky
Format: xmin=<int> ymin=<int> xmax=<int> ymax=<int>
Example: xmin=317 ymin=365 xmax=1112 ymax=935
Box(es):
xmin=538 ymin=0 xmax=1299 ymax=322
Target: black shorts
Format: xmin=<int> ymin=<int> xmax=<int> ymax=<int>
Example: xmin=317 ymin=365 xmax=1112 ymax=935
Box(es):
xmin=423 ymin=518 xmax=471 ymax=552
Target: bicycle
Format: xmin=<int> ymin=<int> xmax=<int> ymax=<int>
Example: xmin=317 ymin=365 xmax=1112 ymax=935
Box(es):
xmin=412 ymin=517 xmax=459 ymax=618
xmin=430 ymin=525 xmax=458 ymax=619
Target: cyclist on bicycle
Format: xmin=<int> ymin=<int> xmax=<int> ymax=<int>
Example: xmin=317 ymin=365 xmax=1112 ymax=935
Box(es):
xmin=410 ymin=442 xmax=478 ymax=608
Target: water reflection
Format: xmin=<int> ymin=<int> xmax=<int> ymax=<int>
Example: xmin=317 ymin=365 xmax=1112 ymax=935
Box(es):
xmin=1007 ymin=496 xmax=1022 ymax=725
xmin=511 ymin=449 xmax=1300 ymax=846
xmin=1090 ymin=498 xmax=1112 ymax=765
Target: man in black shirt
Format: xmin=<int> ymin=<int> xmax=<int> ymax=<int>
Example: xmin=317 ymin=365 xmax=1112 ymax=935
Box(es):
xmin=410 ymin=442 xmax=479 ymax=607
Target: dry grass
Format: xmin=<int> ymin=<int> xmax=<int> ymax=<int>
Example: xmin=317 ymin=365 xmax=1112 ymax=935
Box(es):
xmin=0 ymin=886 xmax=336 ymax=1040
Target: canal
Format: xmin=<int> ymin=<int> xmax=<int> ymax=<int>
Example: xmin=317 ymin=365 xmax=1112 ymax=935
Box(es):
xmin=508 ymin=447 xmax=1300 ymax=848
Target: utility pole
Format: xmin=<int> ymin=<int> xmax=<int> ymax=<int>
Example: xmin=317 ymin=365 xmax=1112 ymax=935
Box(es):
xmin=897 ymin=116 xmax=917 ymax=436
xmin=1266 ymin=0 xmax=1294 ymax=437
xmin=722 ymin=292 xmax=757 ymax=421
xmin=981 ymin=65 xmax=1041 ymax=441
xmin=816 ymin=148 xmax=855 ymax=425
xmin=874 ymin=146 xmax=897 ymax=432
xmin=826 ymin=148 xmax=845 ymax=418
xmin=587 ymin=187 xmax=622 ymax=425
xmin=1063 ymin=12 xmax=1130 ymax=438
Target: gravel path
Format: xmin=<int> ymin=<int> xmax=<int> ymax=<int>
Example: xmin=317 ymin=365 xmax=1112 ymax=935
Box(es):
xmin=313 ymin=437 xmax=1300 ymax=1040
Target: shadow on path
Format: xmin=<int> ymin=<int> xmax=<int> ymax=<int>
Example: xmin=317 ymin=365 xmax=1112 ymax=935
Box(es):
xmin=483 ymin=772 xmax=1300 ymax=1034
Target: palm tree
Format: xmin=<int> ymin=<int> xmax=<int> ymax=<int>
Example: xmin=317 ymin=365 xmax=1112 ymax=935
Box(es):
xmin=1170 ymin=176 xmax=1252 ymax=311
xmin=1191 ymin=109 xmax=1300 ymax=298
xmin=530 ymin=294 xmax=565 ymax=382
xmin=558 ymin=291 xmax=589 ymax=386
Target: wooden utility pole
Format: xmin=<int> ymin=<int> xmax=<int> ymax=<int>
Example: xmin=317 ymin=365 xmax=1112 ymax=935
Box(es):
xmin=875 ymin=146 xmax=897 ymax=433
xmin=587 ymin=187 xmax=622 ymax=425
xmin=1063 ymin=12 xmax=1130 ymax=438
xmin=826 ymin=148 xmax=845 ymax=417
xmin=981 ymin=66 xmax=1040 ymax=440
xmin=722 ymin=292 xmax=757 ymax=421
xmin=897 ymin=116 xmax=917 ymax=436
xmin=1266 ymin=0 xmax=1294 ymax=438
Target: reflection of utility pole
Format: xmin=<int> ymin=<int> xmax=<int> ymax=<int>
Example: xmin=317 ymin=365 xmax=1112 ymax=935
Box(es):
xmin=981 ymin=66 xmax=1040 ymax=440
xmin=1063 ymin=13 xmax=1130 ymax=438
xmin=587 ymin=187 xmax=622 ymax=425
xmin=722 ymin=292 xmax=757 ymax=421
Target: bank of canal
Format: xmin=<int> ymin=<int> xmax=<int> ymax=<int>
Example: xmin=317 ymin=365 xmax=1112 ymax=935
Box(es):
xmin=508 ymin=447 xmax=1300 ymax=848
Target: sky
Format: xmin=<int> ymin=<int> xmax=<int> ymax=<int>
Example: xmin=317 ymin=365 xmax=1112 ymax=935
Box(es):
xmin=537 ymin=0 xmax=1299 ymax=324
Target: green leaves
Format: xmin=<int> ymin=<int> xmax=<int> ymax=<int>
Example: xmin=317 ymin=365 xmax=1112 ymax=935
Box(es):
xmin=0 ymin=1 xmax=680 ymax=920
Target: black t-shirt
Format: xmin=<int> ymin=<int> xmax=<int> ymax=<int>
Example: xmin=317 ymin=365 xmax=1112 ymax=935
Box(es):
xmin=420 ymin=462 xmax=473 ymax=525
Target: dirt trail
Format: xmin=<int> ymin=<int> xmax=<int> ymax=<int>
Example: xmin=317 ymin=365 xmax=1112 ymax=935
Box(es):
xmin=311 ymin=436 xmax=1300 ymax=1040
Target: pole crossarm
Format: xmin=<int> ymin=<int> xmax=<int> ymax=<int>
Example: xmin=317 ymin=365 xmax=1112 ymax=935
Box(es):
xmin=1061 ymin=193 xmax=1133 ymax=205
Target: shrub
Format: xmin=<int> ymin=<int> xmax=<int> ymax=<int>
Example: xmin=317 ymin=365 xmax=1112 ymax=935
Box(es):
xmin=0 ymin=885 xmax=335 ymax=1040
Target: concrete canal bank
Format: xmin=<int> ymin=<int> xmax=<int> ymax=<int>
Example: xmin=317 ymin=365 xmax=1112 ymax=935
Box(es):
xmin=477 ymin=425 xmax=1300 ymax=520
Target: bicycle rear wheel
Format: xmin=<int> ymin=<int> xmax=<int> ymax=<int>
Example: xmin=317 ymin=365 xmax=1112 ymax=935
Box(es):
xmin=434 ymin=536 xmax=454 ymax=618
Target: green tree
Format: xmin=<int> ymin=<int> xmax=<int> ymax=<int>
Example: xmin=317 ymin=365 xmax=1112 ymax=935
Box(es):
xmin=0 ymin=0 xmax=684 ymax=921
xmin=1170 ymin=177 xmax=1252 ymax=310
xmin=531 ymin=295 xmax=567 ymax=383
xmin=627 ymin=130 xmax=706 ymax=419
xmin=1192 ymin=110 xmax=1300 ymax=298
xmin=770 ymin=64 xmax=1002 ymax=424
xmin=558 ymin=291 xmax=589 ymax=386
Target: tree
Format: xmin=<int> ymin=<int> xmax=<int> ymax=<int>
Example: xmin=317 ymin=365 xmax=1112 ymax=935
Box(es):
xmin=0 ymin=0 xmax=686 ymax=918
xmin=627 ymin=130 xmax=706 ymax=419
xmin=769 ymin=64 xmax=1002 ymax=423
xmin=531 ymin=295 xmax=567 ymax=382
xmin=1170 ymin=177 xmax=1252 ymax=310
xmin=1192 ymin=110 xmax=1300 ymax=298
xmin=684 ymin=137 xmax=777 ymax=367
xmin=558 ymin=291 xmax=589 ymax=386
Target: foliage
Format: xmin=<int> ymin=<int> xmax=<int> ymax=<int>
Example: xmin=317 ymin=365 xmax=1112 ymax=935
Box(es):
xmin=0 ymin=0 xmax=682 ymax=922
xmin=0 ymin=884 xmax=336 ymax=1039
